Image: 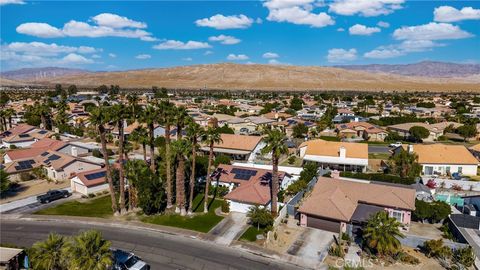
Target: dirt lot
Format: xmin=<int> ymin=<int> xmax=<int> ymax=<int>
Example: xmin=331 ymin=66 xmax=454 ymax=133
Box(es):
xmin=408 ymin=222 xmax=443 ymax=239
xmin=265 ymin=219 xmax=304 ymax=254
xmin=325 ymin=247 xmax=443 ymax=270
xmin=1 ymin=179 xmax=70 ymax=204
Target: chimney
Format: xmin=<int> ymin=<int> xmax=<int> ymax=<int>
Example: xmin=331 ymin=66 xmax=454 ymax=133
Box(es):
xmin=407 ymin=144 xmax=414 ymax=154
xmin=71 ymin=146 xmax=78 ymax=157
xmin=339 ymin=146 xmax=346 ymax=158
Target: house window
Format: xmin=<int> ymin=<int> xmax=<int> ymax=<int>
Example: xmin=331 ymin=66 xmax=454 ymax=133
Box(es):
xmin=446 ymin=166 xmax=451 ymax=175
xmin=391 ymin=210 xmax=404 ymax=223
xmin=458 ymin=167 xmax=463 ymax=174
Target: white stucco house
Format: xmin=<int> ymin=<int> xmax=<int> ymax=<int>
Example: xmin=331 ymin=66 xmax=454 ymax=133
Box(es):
xmin=71 ymin=168 xmax=109 ymax=196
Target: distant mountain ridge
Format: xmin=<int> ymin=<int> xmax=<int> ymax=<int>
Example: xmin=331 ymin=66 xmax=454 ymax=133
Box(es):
xmin=1 ymin=67 xmax=91 ymax=81
xmin=11 ymin=62 xmax=479 ymax=92
xmin=336 ymin=61 xmax=480 ymax=78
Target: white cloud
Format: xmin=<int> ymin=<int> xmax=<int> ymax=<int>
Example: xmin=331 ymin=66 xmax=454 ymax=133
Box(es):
xmin=337 ymin=27 xmax=345 ymax=32
xmin=263 ymin=52 xmax=279 ymax=59
xmin=329 ymin=0 xmax=404 ymax=17
xmin=227 ymin=54 xmax=249 ymax=60
xmin=195 ymin=14 xmax=253 ymax=29
xmin=208 ymin=35 xmax=241 ymax=45
xmin=3 ymin=41 xmax=99 ymax=56
xmin=16 ymin=13 xmax=157 ymax=41
xmin=434 ymin=6 xmax=480 ymax=23
xmin=398 ymin=40 xmax=443 ymax=52
xmin=268 ymin=59 xmax=289 ymax=65
xmin=16 ymin=23 xmax=64 ymax=38
xmin=204 ymin=50 xmax=213 ymax=55
xmin=109 ymin=53 xmax=116 ymax=58
xmin=59 ymin=53 xmax=94 ymax=64
xmin=327 ymin=48 xmax=357 ymax=63
xmin=263 ymin=0 xmax=334 ymax=28
xmin=377 ymin=21 xmax=390 ymax=28
xmin=0 ymin=0 xmax=25 ymax=5
xmin=91 ymin=54 xmax=101 ymax=59
xmin=182 ymin=57 xmax=193 ymax=61
xmin=364 ymin=48 xmax=403 ymax=59
xmin=348 ymin=24 xmax=381 ymax=35
xmin=135 ymin=54 xmax=151 ymax=59
xmin=91 ymin=13 xmax=147 ymax=29
xmin=153 ymin=40 xmax=211 ymax=50
xmin=393 ymin=22 xmax=473 ymax=41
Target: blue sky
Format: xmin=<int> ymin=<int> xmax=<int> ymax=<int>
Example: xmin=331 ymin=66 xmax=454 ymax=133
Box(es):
xmin=1 ymin=0 xmax=479 ymax=71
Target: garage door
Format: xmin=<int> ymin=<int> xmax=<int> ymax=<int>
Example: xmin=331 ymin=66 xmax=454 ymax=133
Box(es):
xmin=307 ymin=216 xmax=340 ymax=233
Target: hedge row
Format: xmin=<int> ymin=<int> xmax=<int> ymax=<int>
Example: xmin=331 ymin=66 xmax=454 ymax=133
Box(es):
xmin=339 ymin=172 xmax=415 ymax=185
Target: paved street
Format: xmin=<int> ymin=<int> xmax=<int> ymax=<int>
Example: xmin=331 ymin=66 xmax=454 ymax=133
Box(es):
xmin=1 ymin=219 xmax=304 ymax=270
xmin=368 ymin=145 xmax=391 ymax=153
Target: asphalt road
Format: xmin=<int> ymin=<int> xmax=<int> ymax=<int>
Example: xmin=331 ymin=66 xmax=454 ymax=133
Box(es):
xmin=0 ymin=219 xmax=304 ymax=270
xmin=368 ymin=145 xmax=391 ymax=153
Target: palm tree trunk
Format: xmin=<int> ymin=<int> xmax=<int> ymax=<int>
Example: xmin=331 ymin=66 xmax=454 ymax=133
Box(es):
xmin=188 ymin=143 xmax=196 ymax=215
xmin=148 ymin=123 xmax=155 ymax=172
xmin=41 ymin=115 xmax=47 ymax=130
xmin=99 ymin=125 xmax=118 ymax=214
xmin=118 ymin=120 xmax=126 ymax=214
xmin=165 ymin=124 xmax=173 ymax=209
xmin=142 ymin=142 xmax=147 ymax=163
xmin=204 ymin=142 xmax=214 ymax=213
xmin=271 ymin=152 xmax=279 ymax=216
xmin=176 ymin=157 xmax=186 ymax=216
xmin=8 ymin=117 xmax=12 ymax=129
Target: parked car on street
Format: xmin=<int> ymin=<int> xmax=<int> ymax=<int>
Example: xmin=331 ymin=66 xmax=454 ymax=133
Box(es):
xmin=112 ymin=249 xmax=150 ymax=270
xmin=389 ymin=142 xmax=403 ymax=148
xmin=36 ymin=190 xmax=70 ymax=204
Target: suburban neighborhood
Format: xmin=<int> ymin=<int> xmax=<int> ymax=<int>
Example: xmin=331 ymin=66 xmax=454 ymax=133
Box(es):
xmin=1 ymin=1 xmax=480 ymax=269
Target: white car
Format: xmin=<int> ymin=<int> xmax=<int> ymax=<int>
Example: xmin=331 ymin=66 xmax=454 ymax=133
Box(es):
xmin=389 ymin=142 xmax=403 ymax=148
xmin=112 ymin=249 xmax=150 ymax=270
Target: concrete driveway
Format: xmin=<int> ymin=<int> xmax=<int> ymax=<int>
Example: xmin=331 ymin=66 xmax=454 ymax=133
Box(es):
xmin=287 ymin=228 xmax=335 ymax=263
xmin=208 ymin=212 xmax=248 ymax=246
xmin=0 ymin=187 xmax=74 ymax=213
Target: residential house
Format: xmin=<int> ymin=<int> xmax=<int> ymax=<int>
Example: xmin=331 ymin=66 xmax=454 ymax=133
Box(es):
xmin=298 ymin=177 xmax=416 ymax=234
xmin=213 ymin=164 xmax=292 ymax=213
xmin=299 ymin=139 xmax=368 ymax=172
xmin=335 ymin=122 xmax=388 ymax=142
xmin=393 ymin=144 xmax=478 ymax=176
xmin=1 ymin=124 xmax=53 ymax=148
xmin=227 ymin=116 xmax=275 ymax=135
xmin=200 ymin=134 xmax=264 ymax=161
xmin=70 ymin=168 xmax=109 ymax=196
xmin=388 ymin=121 xmax=462 ymax=142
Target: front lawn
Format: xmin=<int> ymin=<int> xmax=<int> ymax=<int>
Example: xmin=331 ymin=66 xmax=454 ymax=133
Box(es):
xmin=239 ymin=226 xmax=267 ymax=242
xmin=141 ymin=194 xmax=224 ymax=233
xmin=35 ymin=195 xmax=113 ymax=218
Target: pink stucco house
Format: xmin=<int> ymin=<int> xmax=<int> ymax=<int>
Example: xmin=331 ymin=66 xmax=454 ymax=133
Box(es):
xmin=298 ymin=177 xmax=415 ymax=235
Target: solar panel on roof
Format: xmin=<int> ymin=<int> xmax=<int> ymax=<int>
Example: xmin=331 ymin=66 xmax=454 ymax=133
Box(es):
xmin=41 ymin=152 xmax=49 ymax=156
xmin=38 ymin=130 xmax=48 ymax=134
xmin=234 ymin=174 xmax=252 ymax=180
xmin=19 ymin=134 xmax=30 ymax=138
xmin=230 ymin=168 xmax=257 ymax=176
xmin=85 ymin=171 xmax=107 ymax=180
xmin=16 ymin=160 xmax=34 ymax=170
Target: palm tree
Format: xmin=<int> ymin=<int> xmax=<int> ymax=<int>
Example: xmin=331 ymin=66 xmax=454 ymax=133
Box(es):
xmin=3 ymin=108 xmax=15 ymax=129
xmin=125 ymin=159 xmax=149 ymax=210
xmin=140 ymin=105 xmax=158 ymax=172
xmin=89 ymin=106 xmax=118 ymax=214
xmin=363 ymin=211 xmax=405 ymax=256
xmin=64 ymin=230 xmax=112 ymax=270
xmin=0 ymin=110 xmax=6 ymax=131
xmin=126 ymin=93 xmax=139 ymax=116
xmin=172 ymin=138 xmax=191 ymax=216
xmin=130 ymin=126 xmax=149 ymax=163
xmin=159 ymin=100 xmax=174 ymax=209
xmin=186 ymin=121 xmax=204 ymax=214
xmin=30 ymin=233 xmax=66 ymax=270
xmin=261 ymin=128 xmax=288 ymax=215
xmin=109 ymin=104 xmax=127 ymax=214
xmin=202 ymin=127 xmax=222 ymax=213
xmin=36 ymin=103 xmax=52 ymax=130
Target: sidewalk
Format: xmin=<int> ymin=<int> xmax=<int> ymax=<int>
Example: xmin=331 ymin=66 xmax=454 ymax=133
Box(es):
xmin=0 ymin=187 xmax=72 ymax=213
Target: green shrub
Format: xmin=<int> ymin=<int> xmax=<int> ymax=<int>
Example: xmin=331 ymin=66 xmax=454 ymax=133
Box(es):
xmin=339 ymin=172 xmax=415 ymax=185
xmin=88 ymin=193 xmax=96 ymax=198
xmin=395 ymin=251 xmax=420 ymax=265
xmin=422 ymin=239 xmax=452 ymax=259
xmin=221 ymin=200 xmax=230 ymax=213
xmin=19 ymin=172 xmax=34 ymax=181
xmin=328 ymin=244 xmax=345 ymax=258
xmin=453 ymin=246 xmax=475 ymax=268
